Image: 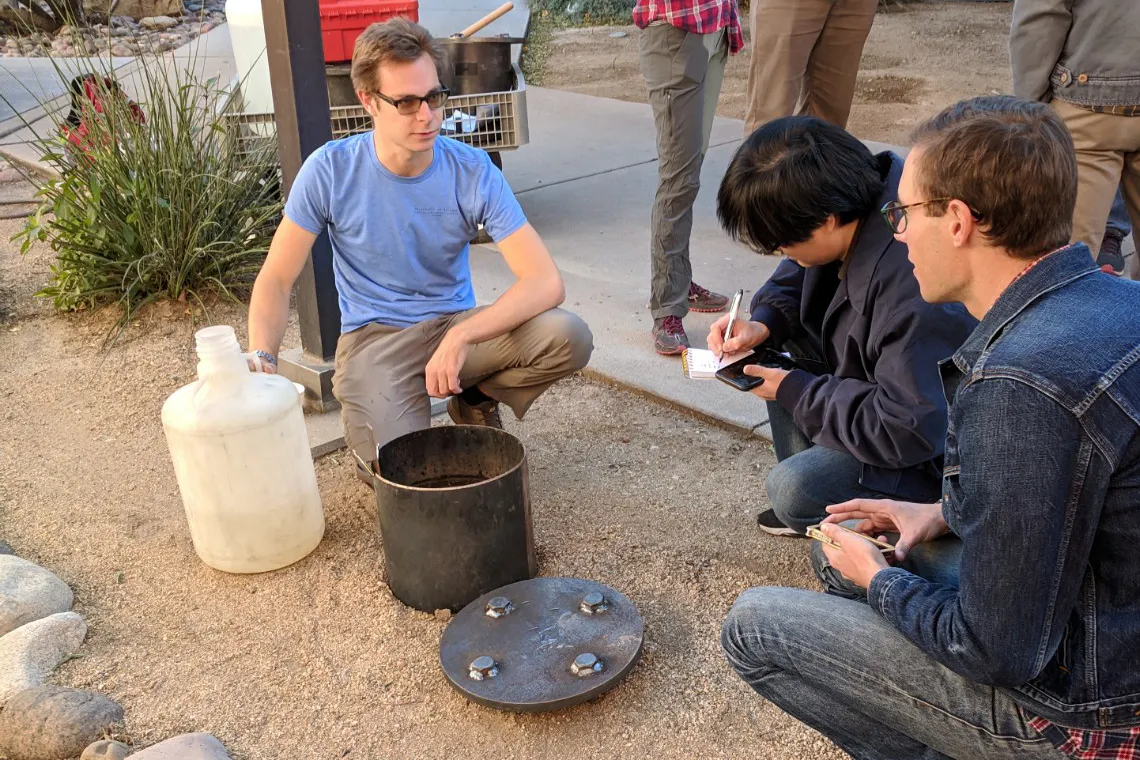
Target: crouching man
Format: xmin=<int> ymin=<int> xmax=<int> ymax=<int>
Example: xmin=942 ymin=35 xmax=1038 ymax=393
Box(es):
xmin=246 ymin=19 xmax=593 ymax=478
xmin=722 ymin=96 xmax=1140 ymax=758
xmin=711 ymin=117 xmax=975 ymax=537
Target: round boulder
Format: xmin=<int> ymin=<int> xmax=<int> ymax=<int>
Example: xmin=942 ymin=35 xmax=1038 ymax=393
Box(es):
xmin=0 ymin=686 xmax=124 ymax=760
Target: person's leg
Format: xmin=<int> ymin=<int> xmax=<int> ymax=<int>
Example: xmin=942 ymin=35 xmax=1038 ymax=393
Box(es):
xmin=1118 ymin=137 xmax=1140 ymax=281
xmin=810 ymin=534 xmax=963 ymax=601
xmin=763 ymin=443 xmax=885 ymax=534
xmin=640 ymin=25 xmax=711 ymax=352
xmin=457 ymin=307 xmax=594 ymax=420
xmin=1099 ymin=188 xmax=1130 ymax=275
xmin=332 ymin=318 xmax=446 ymax=479
xmin=743 ymin=0 xmax=830 ymax=135
xmin=1052 ymin=99 xmax=1125 ymax=258
xmin=801 ymin=0 xmax=879 ymax=128
xmin=721 ymin=587 xmax=1066 ymax=760
xmin=764 ymin=400 xmax=812 ymax=462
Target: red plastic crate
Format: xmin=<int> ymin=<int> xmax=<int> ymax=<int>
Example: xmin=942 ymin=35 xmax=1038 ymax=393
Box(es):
xmin=320 ymin=0 xmax=420 ymax=64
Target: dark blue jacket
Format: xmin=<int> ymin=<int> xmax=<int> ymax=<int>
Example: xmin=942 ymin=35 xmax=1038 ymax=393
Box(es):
xmin=750 ymin=152 xmax=977 ymax=501
xmin=869 ymin=244 xmax=1140 ymax=729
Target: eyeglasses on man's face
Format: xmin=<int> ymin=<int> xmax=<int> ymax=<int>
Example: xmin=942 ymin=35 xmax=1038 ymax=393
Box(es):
xmin=372 ymin=87 xmax=450 ymax=116
xmin=881 ymin=198 xmax=983 ymax=234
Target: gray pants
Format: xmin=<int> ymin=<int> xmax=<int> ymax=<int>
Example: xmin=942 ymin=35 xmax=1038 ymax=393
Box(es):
xmin=639 ymin=24 xmax=728 ymax=320
xmin=332 ymin=307 xmax=594 ymax=464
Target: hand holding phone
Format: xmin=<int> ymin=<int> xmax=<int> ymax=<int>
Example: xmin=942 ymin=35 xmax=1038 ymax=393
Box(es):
xmin=715 ymin=348 xmax=799 ymax=391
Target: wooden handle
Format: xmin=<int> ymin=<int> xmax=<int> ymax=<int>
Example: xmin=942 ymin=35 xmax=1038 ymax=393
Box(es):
xmin=457 ymin=2 xmax=514 ymax=38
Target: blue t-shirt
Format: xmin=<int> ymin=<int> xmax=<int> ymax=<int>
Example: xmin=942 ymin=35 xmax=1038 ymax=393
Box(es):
xmin=284 ymin=134 xmax=528 ymax=332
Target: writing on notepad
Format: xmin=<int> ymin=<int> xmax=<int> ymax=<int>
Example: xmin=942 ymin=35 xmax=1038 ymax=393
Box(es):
xmin=681 ymin=348 xmax=753 ymax=379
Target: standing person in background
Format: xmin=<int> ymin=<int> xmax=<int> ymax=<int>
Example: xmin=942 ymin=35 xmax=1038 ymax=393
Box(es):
xmin=743 ymin=0 xmax=879 ymax=137
xmin=1011 ymin=0 xmax=1140 ymax=276
xmin=634 ymin=0 xmax=744 ymax=355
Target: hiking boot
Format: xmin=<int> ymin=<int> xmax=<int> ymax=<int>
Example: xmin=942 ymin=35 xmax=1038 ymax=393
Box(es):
xmin=653 ymin=315 xmax=690 ymax=355
xmin=687 ymin=281 xmax=730 ymax=313
xmin=1098 ymin=229 xmax=1127 ymax=276
xmin=757 ymin=509 xmax=800 ymax=537
xmin=447 ymin=395 xmax=503 ymax=429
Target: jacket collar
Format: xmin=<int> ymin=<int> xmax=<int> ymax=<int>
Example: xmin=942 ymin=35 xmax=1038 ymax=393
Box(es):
xmin=842 ymin=152 xmax=905 ymax=314
xmin=953 ymin=243 xmax=1100 ymax=372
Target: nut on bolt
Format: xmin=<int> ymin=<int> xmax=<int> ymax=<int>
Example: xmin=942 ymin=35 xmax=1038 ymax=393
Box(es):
xmin=485 ymin=596 xmax=514 ymax=618
xmin=468 ymin=655 xmax=499 ymax=680
xmin=579 ymin=592 xmax=608 ymax=615
xmin=571 ymin=652 xmax=603 ymax=677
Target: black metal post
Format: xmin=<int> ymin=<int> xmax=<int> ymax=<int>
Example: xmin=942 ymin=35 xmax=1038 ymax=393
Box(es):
xmin=262 ymin=0 xmax=340 ymax=363
xmin=261 ymin=0 xmax=341 ymax=412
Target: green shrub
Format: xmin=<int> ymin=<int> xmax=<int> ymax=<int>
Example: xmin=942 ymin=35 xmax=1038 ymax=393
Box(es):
xmin=12 ymin=54 xmax=282 ymax=340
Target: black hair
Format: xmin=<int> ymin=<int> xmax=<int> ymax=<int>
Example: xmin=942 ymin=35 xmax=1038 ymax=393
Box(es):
xmin=716 ymin=116 xmax=886 ymax=253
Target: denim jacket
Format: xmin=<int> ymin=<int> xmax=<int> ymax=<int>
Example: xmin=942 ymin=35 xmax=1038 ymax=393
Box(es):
xmin=1010 ymin=0 xmax=1140 ymax=108
xmin=868 ymin=244 xmax=1140 ymax=730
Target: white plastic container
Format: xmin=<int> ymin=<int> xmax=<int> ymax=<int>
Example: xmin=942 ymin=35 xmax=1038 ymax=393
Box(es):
xmin=162 ymin=326 xmax=325 ymax=573
xmin=225 ymin=0 xmax=274 ymax=116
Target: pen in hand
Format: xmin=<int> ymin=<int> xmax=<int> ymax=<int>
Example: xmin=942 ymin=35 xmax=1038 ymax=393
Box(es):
xmin=719 ymin=289 xmax=745 ymax=361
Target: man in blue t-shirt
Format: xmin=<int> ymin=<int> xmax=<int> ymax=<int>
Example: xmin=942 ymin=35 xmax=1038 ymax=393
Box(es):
xmin=246 ymin=19 xmax=593 ymax=480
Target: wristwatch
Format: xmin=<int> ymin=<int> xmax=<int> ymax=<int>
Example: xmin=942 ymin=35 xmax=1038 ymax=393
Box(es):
xmin=254 ymin=350 xmax=278 ymax=366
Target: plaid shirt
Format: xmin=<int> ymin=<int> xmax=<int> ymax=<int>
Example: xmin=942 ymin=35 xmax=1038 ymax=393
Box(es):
xmin=632 ymin=0 xmax=744 ymax=54
xmin=1030 ymin=717 xmax=1140 ymax=759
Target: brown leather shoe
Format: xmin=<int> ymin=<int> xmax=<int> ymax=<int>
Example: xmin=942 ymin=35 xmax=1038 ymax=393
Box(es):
xmin=447 ymin=395 xmax=504 ymax=429
xmin=687 ymin=281 xmax=730 ymax=313
xmin=653 ymin=315 xmax=690 ymax=355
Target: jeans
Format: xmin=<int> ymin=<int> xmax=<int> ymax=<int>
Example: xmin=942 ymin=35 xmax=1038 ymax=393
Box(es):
xmin=764 ymin=400 xmax=890 ymax=533
xmin=1107 ymin=185 xmax=1132 ymax=236
xmin=720 ymin=585 xmax=1067 ymax=760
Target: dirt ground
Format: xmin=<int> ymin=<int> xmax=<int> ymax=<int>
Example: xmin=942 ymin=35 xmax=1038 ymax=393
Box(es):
xmin=0 ymin=214 xmax=848 ymax=758
xmin=540 ymin=0 xmax=1014 ymax=146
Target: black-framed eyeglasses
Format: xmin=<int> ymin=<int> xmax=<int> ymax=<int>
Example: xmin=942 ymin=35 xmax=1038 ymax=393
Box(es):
xmin=372 ymin=87 xmax=450 ymax=115
xmin=881 ymin=198 xmax=982 ymax=234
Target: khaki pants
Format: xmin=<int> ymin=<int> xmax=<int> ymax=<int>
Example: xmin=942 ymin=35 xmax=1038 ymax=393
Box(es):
xmin=639 ymin=25 xmax=729 ymax=320
xmin=1052 ymin=99 xmax=1140 ymax=257
xmin=332 ymin=307 xmax=593 ymax=463
xmin=744 ymin=0 xmax=878 ymax=135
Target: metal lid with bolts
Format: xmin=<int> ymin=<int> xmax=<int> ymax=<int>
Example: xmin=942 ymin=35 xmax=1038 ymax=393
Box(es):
xmin=439 ymin=577 xmax=645 ymax=712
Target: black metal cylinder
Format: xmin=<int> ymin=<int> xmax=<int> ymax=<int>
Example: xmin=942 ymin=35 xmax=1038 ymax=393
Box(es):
xmin=373 ymin=425 xmax=536 ymax=612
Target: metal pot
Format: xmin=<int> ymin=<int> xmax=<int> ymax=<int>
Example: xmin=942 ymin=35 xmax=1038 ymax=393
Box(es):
xmin=438 ymin=35 xmax=525 ymax=96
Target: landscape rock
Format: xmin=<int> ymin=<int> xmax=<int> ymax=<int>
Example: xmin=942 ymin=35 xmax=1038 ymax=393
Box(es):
xmin=111 ymin=43 xmax=134 ymax=56
xmin=130 ymin=733 xmax=232 ymax=760
xmin=0 ymin=554 xmax=74 ymax=637
xmin=0 ymin=612 xmax=87 ymax=707
xmin=139 ymin=15 xmax=179 ymax=30
xmin=0 ymin=540 xmax=14 ymax=555
xmin=82 ymin=740 xmax=131 ymax=760
xmin=0 ymin=686 xmax=124 ymax=760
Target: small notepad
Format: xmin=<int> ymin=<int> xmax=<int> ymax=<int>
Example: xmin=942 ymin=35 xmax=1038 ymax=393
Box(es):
xmin=681 ymin=348 xmax=754 ymax=379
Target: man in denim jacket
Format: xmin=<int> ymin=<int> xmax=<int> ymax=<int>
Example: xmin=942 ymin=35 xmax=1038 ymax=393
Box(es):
xmin=722 ymin=96 xmax=1140 ymax=757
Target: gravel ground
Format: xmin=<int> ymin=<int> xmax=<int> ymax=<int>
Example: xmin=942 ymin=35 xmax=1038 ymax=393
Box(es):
xmin=0 ymin=206 xmax=851 ymax=758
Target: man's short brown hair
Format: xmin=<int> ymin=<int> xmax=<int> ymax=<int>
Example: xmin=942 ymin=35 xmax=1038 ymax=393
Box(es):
xmin=909 ymin=95 xmax=1077 ymax=258
xmin=350 ymin=18 xmax=447 ymax=94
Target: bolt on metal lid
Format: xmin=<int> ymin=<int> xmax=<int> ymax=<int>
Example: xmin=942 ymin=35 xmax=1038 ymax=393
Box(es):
xmin=439 ymin=577 xmax=645 ymax=712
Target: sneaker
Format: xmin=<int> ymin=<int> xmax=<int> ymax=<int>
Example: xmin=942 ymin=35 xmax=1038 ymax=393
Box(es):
xmin=1098 ymin=229 xmax=1127 ymax=276
xmin=687 ymin=282 xmax=731 ymax=313
xmin=653 ymin=315 xmax=690 ymax=355
xmin=756 ymin=509 xmax=800 ymax=537
xmin=447 ymin=395 xmax=503 ymax=429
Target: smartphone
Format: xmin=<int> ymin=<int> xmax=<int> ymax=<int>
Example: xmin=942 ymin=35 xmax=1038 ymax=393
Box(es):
xmin=715 ymin=348 xmax=799 ymax=391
